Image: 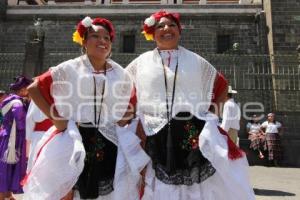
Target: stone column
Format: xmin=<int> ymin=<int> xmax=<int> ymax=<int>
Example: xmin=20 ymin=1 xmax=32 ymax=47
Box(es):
xmin=18 ymin=0 xmax=28 ymax=5
xmin=47 ymin=0 xmax=56 ymax=5
xmin=23 ymin=18 xmax=45 ymax=78
xmin=252 ymin=0 xmax=262 ymax=4
xmin=161 ymin=0 xmax=168 ymax=4
xmin=297 ymin=45 xmax=300 ymax=66
xmin=85 ymin=0 xmax=93 ymax=5
xmin=239 ymin=0 xmax=252 ymax=4
xmin=104 ymin=0 xmax=110 ymax=4
xmin=199 ymin=0 xmax=206 ymax=5
xmin=0 ymin=0 xmax=7 ymax=20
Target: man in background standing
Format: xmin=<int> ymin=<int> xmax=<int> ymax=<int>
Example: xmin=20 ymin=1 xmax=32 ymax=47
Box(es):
xmin=221 ymin=86 xmax=241 ymax=146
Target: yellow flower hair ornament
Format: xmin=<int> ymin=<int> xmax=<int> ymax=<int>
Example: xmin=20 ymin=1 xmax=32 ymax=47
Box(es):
xmin=72 ymin=16 xmax=93 ymax=46
xmin=73 ymin=30 xmax=83 ymax=45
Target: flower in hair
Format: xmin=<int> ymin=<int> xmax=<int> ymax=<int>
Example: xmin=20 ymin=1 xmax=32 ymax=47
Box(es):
xmin=81 ymin=16 xmax=93 ymax=27
xmin=142 ymin=10 xmax=181 ymax=41
xmin=73 ymin=16 xmax=93 ymax=45
xmin=144 ymin=16 xmax=155 ymax=27
xmin=72 ymin=16 xmax=115 ymax=46
xmin=73 ymin=31 xmax=83 ymax=45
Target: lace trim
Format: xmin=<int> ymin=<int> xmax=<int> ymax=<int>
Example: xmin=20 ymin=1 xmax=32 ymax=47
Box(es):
xmin=154 ymin=162 xmax=216 ymax=186
xmin=98 ymin=179 xmax=114 ymax=196
xmin=131 ymin=47 xmax=217 ymax=137
xmin=50 ymin=56 xmax=133 ymax=145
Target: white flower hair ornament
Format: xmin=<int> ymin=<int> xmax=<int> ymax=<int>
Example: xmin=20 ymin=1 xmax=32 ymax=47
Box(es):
xmin=142 ymin=16 xmax=157 ymax=41
xmin=144 ymin=16 xmax=156 ymax=27
xmin=73 ymin=16 xmax=115 ymax=45
xmin=81 ymin=16 xmax=93 ymax=28
xmin=142 ymin=10 xmax=182 ymax=41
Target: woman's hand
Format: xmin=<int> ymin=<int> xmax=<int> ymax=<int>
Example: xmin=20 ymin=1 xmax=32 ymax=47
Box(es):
xmin=136 ymin=120 xmax=146 ymax=149
xmin=52 ymin=119 xmax=68 ymax=132
xmin=61 ymin=190 xmax=74 ymax=200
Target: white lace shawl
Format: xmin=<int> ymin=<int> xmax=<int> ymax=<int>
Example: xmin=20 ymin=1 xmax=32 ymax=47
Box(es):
xmin=50 ymin=55 xmax=133 ymax=145
xmin=126 ymin=46 xmax=217 ymax=136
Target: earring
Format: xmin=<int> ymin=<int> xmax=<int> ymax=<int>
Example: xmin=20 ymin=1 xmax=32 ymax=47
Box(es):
xmin=106 ymin=51 xmax=112 ymax=59
xmin=81 ymin=46 xmax=87 ymax=55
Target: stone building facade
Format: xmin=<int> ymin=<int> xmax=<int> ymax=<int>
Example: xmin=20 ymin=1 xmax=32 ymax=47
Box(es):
xmin=0 ymin=1 xmax=299 ymax=166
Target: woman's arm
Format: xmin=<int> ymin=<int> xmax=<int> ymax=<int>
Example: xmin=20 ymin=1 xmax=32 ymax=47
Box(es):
xmin=212 ymin=72 xmax=228 ymax=117
xmin=246 ymin=122 xmax=251 ymax=133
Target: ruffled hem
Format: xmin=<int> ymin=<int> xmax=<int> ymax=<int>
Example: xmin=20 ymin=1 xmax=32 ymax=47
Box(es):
xmin=22 ymin=120 xmax=85 ymax=200
xmin=142 ymin=120 xmax=255 ymax=200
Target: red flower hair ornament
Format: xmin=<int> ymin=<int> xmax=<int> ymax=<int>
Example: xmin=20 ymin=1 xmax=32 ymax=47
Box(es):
xmin=142 ymin=10 xmax=181 ymax=41
xmin=73 ymin=16 xmax=115 ymax=45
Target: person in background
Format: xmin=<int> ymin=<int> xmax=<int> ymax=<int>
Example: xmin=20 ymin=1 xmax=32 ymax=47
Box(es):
xmin=25 ymin=101 xmax=53 ymax=172
xmin=246 ymin=114 xmax=265 ymax=159
xmin=261 ymin=113 xmax=283 ymax=166
xmin=0 ymin=76 xmax=32 ymax=200
xmin=126 ymin=10 xmax=254 ymax=200
xmin=221 ymin=85 xmax=241 ymax=145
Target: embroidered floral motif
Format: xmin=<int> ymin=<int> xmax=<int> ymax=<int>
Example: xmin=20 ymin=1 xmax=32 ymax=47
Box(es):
xmin=86 ymin=135 xmax=106 ymax=162
xmin=181 ymin=121 xmax=200 ymax=151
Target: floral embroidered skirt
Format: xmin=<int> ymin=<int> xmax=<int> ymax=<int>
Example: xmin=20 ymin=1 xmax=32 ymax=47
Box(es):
xmin=145 ymin=112 xmax=216 ymax=186
xmin=76 ymin=123 xmax=117 ymax=199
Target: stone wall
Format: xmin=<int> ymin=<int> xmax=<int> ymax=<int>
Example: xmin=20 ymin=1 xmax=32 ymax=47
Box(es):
xmin=0 ymin=0 xmax=7 ymax=20
xmin=271 ymin=0 xmax=300 ymax=54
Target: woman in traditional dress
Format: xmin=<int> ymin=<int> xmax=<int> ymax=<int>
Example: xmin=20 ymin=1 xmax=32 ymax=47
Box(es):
xmin=0 ymin=76 xmax=32 ymax=200
xmin=261 ymin=113 xmax=282 ymax=166
xmin=126 ymin=10 xmax=255 ymax=200
xmin=246 ymin=114 xmax=265 ymax=159
xmin=25 ymin=101 xmax=53 ymax=172
xmin=24 ymin=16 xmax=148 ymax=200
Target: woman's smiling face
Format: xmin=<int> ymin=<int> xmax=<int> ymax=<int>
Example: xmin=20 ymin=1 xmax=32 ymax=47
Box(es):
xmin=84 ymin=26 xmax=112 ymax=60
xmin=154 ymin=17 xmax=180 ymax=50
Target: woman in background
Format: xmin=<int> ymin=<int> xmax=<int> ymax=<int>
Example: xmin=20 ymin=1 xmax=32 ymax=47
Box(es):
xmin=0 ymin=76 xmax=32 ymax=200
xmin=25 ymin=101 xmax=52 ymax=172
xmin=261 ymin=113 xmax=282 ymax=166
xmin=246 ymin=114 xmax=265 ymax=159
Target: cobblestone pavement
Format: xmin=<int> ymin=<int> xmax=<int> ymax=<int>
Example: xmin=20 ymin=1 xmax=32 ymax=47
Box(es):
xmin=14 ymin=166 xmax=300 ymax=200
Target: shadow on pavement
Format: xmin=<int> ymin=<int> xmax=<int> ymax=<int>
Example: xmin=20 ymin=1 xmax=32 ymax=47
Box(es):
xmin=254 ymin=188 xmax=296 ymax=196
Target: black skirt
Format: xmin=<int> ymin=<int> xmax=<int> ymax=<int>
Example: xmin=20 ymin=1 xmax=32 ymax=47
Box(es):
xmin=76 ymin=123 xmax=117 ymax=199
xmin=145 ymin=112 xmax=216 ymax=186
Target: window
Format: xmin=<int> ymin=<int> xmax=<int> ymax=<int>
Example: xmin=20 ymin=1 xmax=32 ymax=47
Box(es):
xmin=122 ymin=34 xmax=135 ymax=53
xmin=217 ymin=34 xmax=231 ymax=53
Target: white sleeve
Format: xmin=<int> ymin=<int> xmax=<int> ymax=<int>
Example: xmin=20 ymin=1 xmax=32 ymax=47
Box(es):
xmin=261 ymin=121 xmax=268 ymax=128
xmin=26 ymin=102 xmax=36 ymax=141
xmin=276 ymin=122 xmax=282 ymax=128
xmin=221 ymin=102 xmax=231 ymax=131
xmin=246 ymin=122 xmax=251 ymax=130
xmin=125 ymin=57 xmax=138 ymax=83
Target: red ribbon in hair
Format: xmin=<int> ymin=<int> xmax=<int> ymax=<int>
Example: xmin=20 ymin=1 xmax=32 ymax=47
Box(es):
xmin=143 ymin=10 xmax=182 ymax=35
xmin=76 ymin=17 xmax=115 ymax=42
